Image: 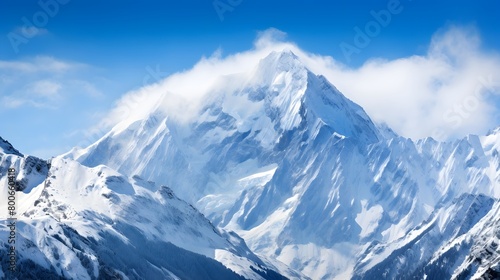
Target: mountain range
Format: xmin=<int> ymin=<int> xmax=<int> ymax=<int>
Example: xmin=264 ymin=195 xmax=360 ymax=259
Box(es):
xmin=1 ymin=50 xmax=499 ymax=279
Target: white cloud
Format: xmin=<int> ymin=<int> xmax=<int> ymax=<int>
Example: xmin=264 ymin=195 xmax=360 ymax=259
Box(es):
xmin=308 ymin=25 xmax=500 ymax=140
xmin=0 ymin=56 xmax=84 ymax=73
xmin=0 ymin=56 xmax=98 ymax=109
xmin=2 ymin=80 xmax=62 ymax=108
xmin=31 ymin=80 xmax=62 ymax=97
xmin=36 ymin=56 xmax=86 ymax=72
xmin=92 ymin=26 xmax=500 ymax=141
xmin=0 ymin=60 xmax=37 ymax=72
xmin=255 ymin=28 xmax=288 ymax=49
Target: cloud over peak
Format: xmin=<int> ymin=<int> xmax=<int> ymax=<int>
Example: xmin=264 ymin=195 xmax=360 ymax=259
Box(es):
xmin=101 ymin=26 xmax=500 ymax=141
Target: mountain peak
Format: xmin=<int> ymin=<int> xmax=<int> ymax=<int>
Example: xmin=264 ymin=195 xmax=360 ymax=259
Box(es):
xmin=254 ymin=50 xmax=381 ymax=143
xmin=258 ymin=49 xmax=305 ymax=72
xmin=268 ymin=49 xmax=300 ymax=66
xmin=0 ymin=136 xmax=23 ymax=157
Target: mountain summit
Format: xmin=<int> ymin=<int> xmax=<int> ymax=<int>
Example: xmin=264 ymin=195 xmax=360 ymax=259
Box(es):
xmin=0 ymin=136 xmax=23 ymax=157
xmin=70 ymin=50 xmax=381 ymax=205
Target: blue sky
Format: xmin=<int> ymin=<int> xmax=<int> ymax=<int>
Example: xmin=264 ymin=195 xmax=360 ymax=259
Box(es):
xmin=1 ymin=0 xmax=500 ymax=158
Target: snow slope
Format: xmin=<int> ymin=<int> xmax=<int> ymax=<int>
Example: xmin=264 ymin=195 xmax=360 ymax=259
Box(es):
xmin=352 ymin=194 xmax=499 ymax=279
xmin=0 ymin=139 xmax=297 ymax=279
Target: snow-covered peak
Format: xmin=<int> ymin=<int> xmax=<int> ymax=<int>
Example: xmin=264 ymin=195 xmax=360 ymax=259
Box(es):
xmin=0 ymin=136 xmax=23 ymax=156
xmin=481 ymin=126 xmax=500 ymax=154
xmin=251 ymin=50 xmax=305 ymax=83
xmin=376 ymin=122 xmax=400 ymax=139
xmin=206 ymin=49 xmax=380 ymax=143
xmin=486 ymin=126 xmax=500 ymax=136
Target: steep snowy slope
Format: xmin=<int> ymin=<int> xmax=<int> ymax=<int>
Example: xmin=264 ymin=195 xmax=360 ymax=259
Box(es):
xmin=352 ymin=194 xmax=499 ymax=279
xmin=0 ymin=138 xmax=296 ymax=279
xmin=66 ymin=50 xmax=500 ymax=279
xmin=349 ymin=130 xmax=500 ymax=279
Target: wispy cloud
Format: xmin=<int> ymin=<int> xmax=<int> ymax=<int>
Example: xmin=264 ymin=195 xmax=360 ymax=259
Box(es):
xmin=0 ymin=56 xmax=85 ymax=73
xmin=3 ymin=80 xmax=62 ymax=109
xmin=98 ymin=25 xmax=500 ymax=141
xmin=30 ymin=80 xmax=62 ymax=97
xmin=0 ymin=57 xmax=98 ymax=109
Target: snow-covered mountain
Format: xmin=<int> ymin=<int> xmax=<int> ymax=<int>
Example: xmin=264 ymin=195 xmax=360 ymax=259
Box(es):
xmin=4 ymin=50 xmax=498 ymax=279
xmin=352 ymin=193 xmax=499 ymax=279
xmin=351 ymin=132 xmax=500 ymax=279
xmin=0 ymin=136 xmax=298 ymax=279
xmin=64 ymin=50 xmax=500 ymax=279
